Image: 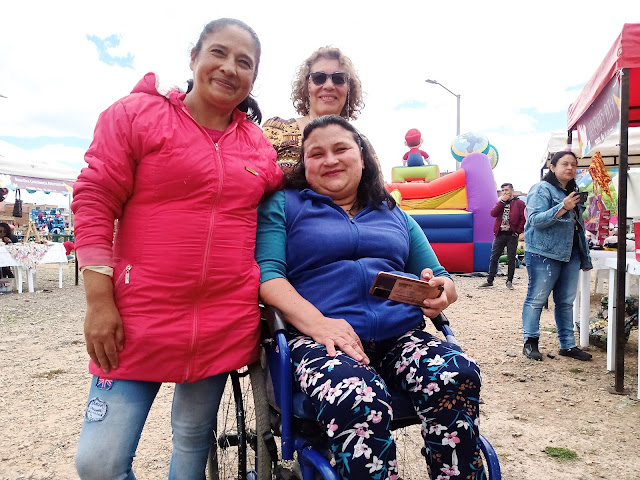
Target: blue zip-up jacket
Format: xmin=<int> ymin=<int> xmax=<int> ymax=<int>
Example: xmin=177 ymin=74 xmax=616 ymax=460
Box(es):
xmin=524 ymin=180 xmax=592 ymax=269
xmin=255 ymin=189 xmax=450 ymax=342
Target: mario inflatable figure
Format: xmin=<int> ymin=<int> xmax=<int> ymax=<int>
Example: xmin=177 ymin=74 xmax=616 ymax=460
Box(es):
xmin=403 ymin=128 xmax=430 ymax=167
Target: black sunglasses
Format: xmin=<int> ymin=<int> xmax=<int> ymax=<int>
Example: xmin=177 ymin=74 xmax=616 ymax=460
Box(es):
xmin=308 ymin=71 xmax=348 ymax=86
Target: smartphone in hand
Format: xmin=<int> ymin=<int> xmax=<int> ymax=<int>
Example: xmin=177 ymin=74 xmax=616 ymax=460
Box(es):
xmin=577 ymin=191 xmax=589 ymax=203
xmin=369 ymin=272 xmax=443 ymax=307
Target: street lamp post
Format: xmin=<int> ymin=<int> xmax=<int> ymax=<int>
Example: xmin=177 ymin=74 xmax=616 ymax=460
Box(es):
xmin=426 ymin=79 xmax=461 ymax=169
xmin=425 ymin=79 xmax=460 ymax=136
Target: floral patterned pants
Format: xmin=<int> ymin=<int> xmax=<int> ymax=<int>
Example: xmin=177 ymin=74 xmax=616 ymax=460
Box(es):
xmin=289 ymin=326 xmax=486 ymax=480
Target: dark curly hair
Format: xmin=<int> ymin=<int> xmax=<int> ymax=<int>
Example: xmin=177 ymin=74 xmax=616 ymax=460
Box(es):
xmin=286 ymin=115 xmax=395 ymax=210
xmin=291 ymin=47 xmax=364 ymax=120
xmin=186 ymin=18 xmax=263 ymax=124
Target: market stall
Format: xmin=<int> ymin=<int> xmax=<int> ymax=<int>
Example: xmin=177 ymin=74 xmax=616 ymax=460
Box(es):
xmin=562 ymin=23 xmax=640 ymax=394
xmin=0 ymin=158 xmax=79 ymax=289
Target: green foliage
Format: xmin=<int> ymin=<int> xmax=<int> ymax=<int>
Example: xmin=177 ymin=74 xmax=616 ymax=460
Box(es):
xmin=544 ymin=446 xmax=578 ymax=460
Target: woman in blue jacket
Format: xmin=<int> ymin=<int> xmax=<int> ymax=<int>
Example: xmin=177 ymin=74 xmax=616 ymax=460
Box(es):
xmin=522 ymin=150 xmax=593 ymax=361
xmin=256 ymin=115 xmax=485 ymax=480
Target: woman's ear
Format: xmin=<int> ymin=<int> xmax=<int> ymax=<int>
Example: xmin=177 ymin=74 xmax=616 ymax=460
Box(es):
xmin=189 ymin=48 xmax=197 ymax=71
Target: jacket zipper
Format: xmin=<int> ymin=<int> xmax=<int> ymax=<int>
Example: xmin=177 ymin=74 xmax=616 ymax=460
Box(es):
xmin=356 ymin=260 xmax=377 ymax=342
xmin=180 ymin=107 xmax=235 ymax=381
xmin=113 ymin=264 xmax=132 ymax=288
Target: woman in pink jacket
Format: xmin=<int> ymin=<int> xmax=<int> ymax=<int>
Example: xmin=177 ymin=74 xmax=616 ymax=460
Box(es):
xmin=72 ymin=18 xmax=282 ymax=479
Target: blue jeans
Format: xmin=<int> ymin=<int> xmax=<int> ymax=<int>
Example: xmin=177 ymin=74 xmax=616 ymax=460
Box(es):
xmin=76 ymin=373 xmax=228 ymax=480
xmin=522 ymin=250 xmax=580 ymax=349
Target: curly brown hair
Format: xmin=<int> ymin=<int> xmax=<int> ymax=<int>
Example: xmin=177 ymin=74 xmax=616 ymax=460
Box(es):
xmin=291 ymin=47 xmax=364 ymax=120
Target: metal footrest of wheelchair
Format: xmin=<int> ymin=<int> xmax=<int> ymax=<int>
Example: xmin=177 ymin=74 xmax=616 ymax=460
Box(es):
xmin=295 ymin=440 xmax=339 ymax=480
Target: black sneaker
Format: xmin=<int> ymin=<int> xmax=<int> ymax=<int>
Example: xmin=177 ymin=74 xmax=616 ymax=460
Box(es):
xmin=478 ymin=281 xmax=494 ymax=288
xmin=558 ymin=347 xmax=592 ymax=361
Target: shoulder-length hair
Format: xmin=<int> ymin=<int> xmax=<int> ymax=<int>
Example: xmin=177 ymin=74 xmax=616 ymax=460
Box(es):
xmin=291 ymin=47 xmax=364 ymax=121
xmin=286 ymin=115 xmax=395 ymax=210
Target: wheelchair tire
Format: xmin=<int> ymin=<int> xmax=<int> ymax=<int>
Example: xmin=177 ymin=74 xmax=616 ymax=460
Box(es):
xmin=479 ymin=434 xmax=501 ymax=479
xmin=393 ymin=427 xmax=501 ymax=479
xmin=392 ymin=423 xmax=431 ymax=479
xmin=207 ymin=362 xmax=273 ymax=480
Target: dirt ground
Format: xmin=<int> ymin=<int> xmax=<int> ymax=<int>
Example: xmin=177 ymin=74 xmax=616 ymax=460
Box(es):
xmin=0 ymin=262 xmax=639 ymax=480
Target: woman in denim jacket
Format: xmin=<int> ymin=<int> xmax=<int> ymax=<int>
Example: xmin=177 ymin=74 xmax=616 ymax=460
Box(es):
xmin=522 ymin=150 xmax=593 ymax=361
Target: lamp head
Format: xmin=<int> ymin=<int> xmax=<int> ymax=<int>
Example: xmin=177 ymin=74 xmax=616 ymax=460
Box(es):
xmin=425 ymin=79 xmax=438 ymax=84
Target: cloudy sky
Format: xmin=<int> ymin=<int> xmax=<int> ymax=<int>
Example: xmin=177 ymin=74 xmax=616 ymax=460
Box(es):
xmin=0 ymin=0 xmax=638 ymax=205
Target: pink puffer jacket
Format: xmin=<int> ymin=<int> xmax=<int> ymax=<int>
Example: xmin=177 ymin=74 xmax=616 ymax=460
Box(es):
xmin=72 ymin=73 xmax=283 ymax=382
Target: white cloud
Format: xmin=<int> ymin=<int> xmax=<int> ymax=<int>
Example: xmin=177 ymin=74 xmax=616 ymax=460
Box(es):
xmin=0 ymin=0 xmax=637 ymax=192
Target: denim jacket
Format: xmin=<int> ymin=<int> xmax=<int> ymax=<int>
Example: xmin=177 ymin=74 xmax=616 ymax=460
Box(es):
xmin=524 ymin=180 xmax=593 ymax=269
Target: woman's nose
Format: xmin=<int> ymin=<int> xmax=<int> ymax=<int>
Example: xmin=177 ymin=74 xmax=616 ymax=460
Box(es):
xmin=324 ymin=153 xmax=339 ymax=165
xmin=322 ymin=79 xmax=337 ymax=89
xmin=219 ymin=57 xmax=237 ymax=76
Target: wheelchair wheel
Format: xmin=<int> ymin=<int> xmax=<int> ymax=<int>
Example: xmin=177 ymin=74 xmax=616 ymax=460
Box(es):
xmin=479 ymin=434 xmax=501 ymax=479
xmin=207 ymin=362 xmax=273 ymax=480
xmin=392 ymin=424 xmax=430 ymax=479
xmin=393 ymin=428 xmax=500 ymax=479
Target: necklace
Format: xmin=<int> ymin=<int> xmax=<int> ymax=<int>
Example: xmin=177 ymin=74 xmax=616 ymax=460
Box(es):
xmin=346 ymin=203 xmax=359 ymax=219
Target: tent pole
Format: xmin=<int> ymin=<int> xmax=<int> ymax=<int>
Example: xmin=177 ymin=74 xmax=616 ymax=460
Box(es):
xmin=613 ymin=69 xmax=630 ymax=394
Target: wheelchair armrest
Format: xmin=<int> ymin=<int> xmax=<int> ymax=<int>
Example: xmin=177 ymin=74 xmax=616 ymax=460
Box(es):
xmin=260 ymin=303 xmax=288 ymax=337
xmin=429 ymin=312 xmax=457 ymax=345
xmin=430 ymin=312 xmax=449 ymax=330
xmin=259 ymin=303 xmax=296 ymax=460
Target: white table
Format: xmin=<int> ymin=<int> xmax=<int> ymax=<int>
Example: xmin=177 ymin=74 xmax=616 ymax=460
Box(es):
xmin=0 ymin=243 xmax=68 ymax=293
xmin=574 ymin=250 xmax=635 ymax=347
xmin=605 ymin=256 xmax=640 ymax=399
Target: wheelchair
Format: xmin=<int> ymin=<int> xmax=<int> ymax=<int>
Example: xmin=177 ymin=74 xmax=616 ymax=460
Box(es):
xmin=207 ymin=306 xmax=501 ymax=479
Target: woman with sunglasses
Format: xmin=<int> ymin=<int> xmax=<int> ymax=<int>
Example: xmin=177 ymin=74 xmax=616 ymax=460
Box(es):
xmin=262 ymin=46 xmax=367 ymax=173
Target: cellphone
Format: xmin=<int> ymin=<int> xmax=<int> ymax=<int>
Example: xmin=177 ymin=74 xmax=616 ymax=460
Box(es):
xmin=577 ymin=191 xmax=589 ymax=203
xmin=369 ymin=272 xmax=444 ymax=307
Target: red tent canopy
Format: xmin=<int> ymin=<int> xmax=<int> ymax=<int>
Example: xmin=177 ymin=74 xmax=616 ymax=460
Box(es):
xmin=568 ymin=23 xmax=640 ymax=130
xmin=566 ymin=23 xmax=640 ymax=395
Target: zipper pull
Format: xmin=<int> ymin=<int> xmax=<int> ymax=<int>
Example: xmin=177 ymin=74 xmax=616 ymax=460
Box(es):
xmin=125 ymin=265 xmax=132 ymax=284
xmin=214 ymin=143 xmax=219 ymax=152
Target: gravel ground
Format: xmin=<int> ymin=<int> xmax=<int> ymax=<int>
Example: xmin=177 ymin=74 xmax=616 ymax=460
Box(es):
xmin=0 ymin=263 xmax=639 ymax=479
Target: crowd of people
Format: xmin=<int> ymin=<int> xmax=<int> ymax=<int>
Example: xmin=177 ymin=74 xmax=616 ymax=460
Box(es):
xmin=68 ymin=16 xmax=597 ymax=480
